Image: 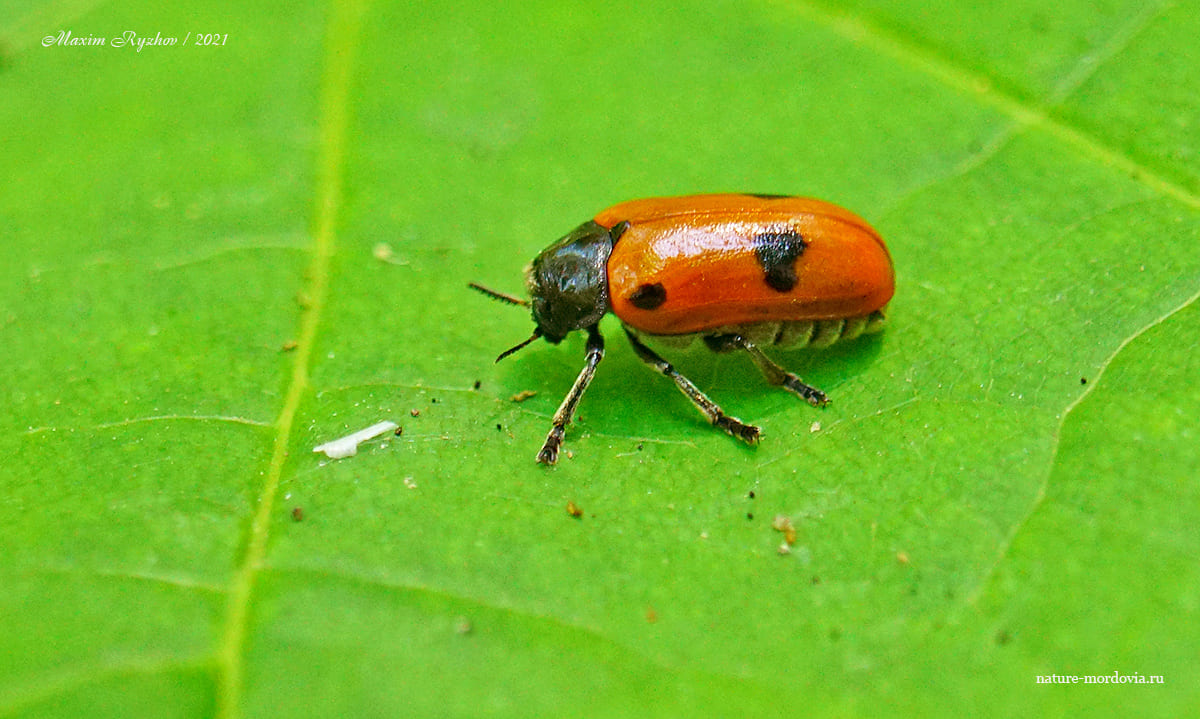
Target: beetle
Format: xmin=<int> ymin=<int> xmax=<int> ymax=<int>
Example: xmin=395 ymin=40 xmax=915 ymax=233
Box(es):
xmin=470 ymin=193 xmax=894 ymax=464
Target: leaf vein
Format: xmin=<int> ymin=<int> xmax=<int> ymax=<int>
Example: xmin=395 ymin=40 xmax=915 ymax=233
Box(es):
xmin=270 ymin=564 xmax=778 ymax=690
xmin=965 ymin=284 xmax=1200 ymax=606
xmin=0 ymin=653 xmax=211 ymax=718
xmin=780 ymin=0 xmax=1200 ymax=210
xmin=212 ymin=2 xmax=366 ymax=716
xmin=22 ymin=414 xmax=272 ymax=437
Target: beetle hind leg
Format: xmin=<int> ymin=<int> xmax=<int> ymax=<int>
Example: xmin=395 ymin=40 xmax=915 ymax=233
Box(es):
xmin=623 ymin=329 xmax=760 ymax=444
xmin=708 ymin=334 xmax=828 ymax=406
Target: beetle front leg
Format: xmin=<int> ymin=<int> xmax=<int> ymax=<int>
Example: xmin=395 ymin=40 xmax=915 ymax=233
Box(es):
xmin=538 ymin=325 xmax=605 ymax=465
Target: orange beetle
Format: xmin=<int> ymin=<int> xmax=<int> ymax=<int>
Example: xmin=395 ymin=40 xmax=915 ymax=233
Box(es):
xmin=470 ymin=193 xmax=894 ymax=464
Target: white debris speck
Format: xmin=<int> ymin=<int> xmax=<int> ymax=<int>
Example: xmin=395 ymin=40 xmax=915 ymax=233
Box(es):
xmin=313 ymin=420 xmax=400 ymax=459
xmin=810 ymin=421 xmax=821 ymax=433
xmin=373 ymin=242 xmax=409 ymax=265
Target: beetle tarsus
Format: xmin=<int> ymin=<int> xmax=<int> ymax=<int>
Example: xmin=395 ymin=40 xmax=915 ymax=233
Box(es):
xmin=537 ymin=428 xmax=564 ymax=464
xmin=715 ymin=416 xmax=761 ymax=444
xmin=796 ymin=385 xmax=828 ymax=407
xmin=776 ymin=375 xmax=827 ymax=406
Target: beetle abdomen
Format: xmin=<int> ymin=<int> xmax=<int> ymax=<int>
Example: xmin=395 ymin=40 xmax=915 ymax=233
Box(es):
xmin=625 ymin=309 xmax=887 ymax=351
xmin=715 ymin=310 xmax=888 ymax=349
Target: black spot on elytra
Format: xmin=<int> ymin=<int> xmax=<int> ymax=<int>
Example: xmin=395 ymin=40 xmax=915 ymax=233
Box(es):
xmin=628 ymin=282 xmax=667 ymax=310
xmin=754 ymin=230 xmax=807 ymax=292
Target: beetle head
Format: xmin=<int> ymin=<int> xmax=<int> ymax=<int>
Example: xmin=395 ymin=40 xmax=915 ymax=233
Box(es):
xmin=525 ymin=220 xmax=615 ymax=343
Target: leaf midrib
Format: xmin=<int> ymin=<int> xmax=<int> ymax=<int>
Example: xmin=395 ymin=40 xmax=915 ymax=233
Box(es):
xmin=212 ymin=1 xmax=366 ymax=716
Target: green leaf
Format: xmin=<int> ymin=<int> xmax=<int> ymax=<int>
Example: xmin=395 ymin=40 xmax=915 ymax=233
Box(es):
xmin=2 ymin=0 xmax=1197 ymax=716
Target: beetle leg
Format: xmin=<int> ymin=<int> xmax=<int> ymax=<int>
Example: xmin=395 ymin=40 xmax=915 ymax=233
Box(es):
xmin=730 ymin=336 xmax=828 ymax=406
xmin=538 ymin=326 xmax=605 ymax=465
xmin=623 ymin=328 xmax=760 ymax=445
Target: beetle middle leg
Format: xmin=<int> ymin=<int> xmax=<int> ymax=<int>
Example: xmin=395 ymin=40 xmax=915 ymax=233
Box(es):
xmin=538 ymin=325 xmax=605 ymax=465
xmin=623 ymin=328 xmax=760 ymax=444
xmin=704 ymin=334 xmax=828 ymax=406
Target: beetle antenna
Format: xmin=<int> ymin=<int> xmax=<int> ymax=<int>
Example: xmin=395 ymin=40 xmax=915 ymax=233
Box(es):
xmin=496 ymin=329 xmax=542 ymax=363
xmin=469 ymin=282 xmax=529 ymax=307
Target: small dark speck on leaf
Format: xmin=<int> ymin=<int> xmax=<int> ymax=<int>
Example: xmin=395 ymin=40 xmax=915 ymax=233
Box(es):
xmin=995 ymin=628 xmax=1012 ymax=646
xmin=473 ymin=380 xmax=482 ymax=390
xmin=748 ymin=490 xmax=756 ymax=499
xmin=431 ymin=398 xmax=439 ymax=404
xmin=1080 ymin=377 xmax=1088 ymax=385
xmin=566 ymin=500 xmax=583 ymax=518
xmin=410 ymin=409 xmax=420 ymax=417
xmin=291 ymin=507 xmax=304 ymax=522
xmin=746 ymin=512 xmax=754 ymax=520
xmin=811 ymin=575 xmax=821 ymax=585
xmin=495 ymin=423 xmax=502 ymax=431
xmin=280 ymin=340 xmax=299 ymax=352
xmin=394 ymin=426 xmax=403 ymax=437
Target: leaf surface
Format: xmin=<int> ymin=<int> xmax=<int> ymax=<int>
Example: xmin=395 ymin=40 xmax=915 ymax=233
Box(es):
xmin=2 ymin=0 xmax=1197 ymax=716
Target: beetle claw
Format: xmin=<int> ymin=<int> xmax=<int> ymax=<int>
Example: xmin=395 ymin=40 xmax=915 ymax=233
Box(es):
xmin=716 ymin=416 xmax=761 ymax=445
xmin=537 ymin=427 xmax=565 ymax=465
